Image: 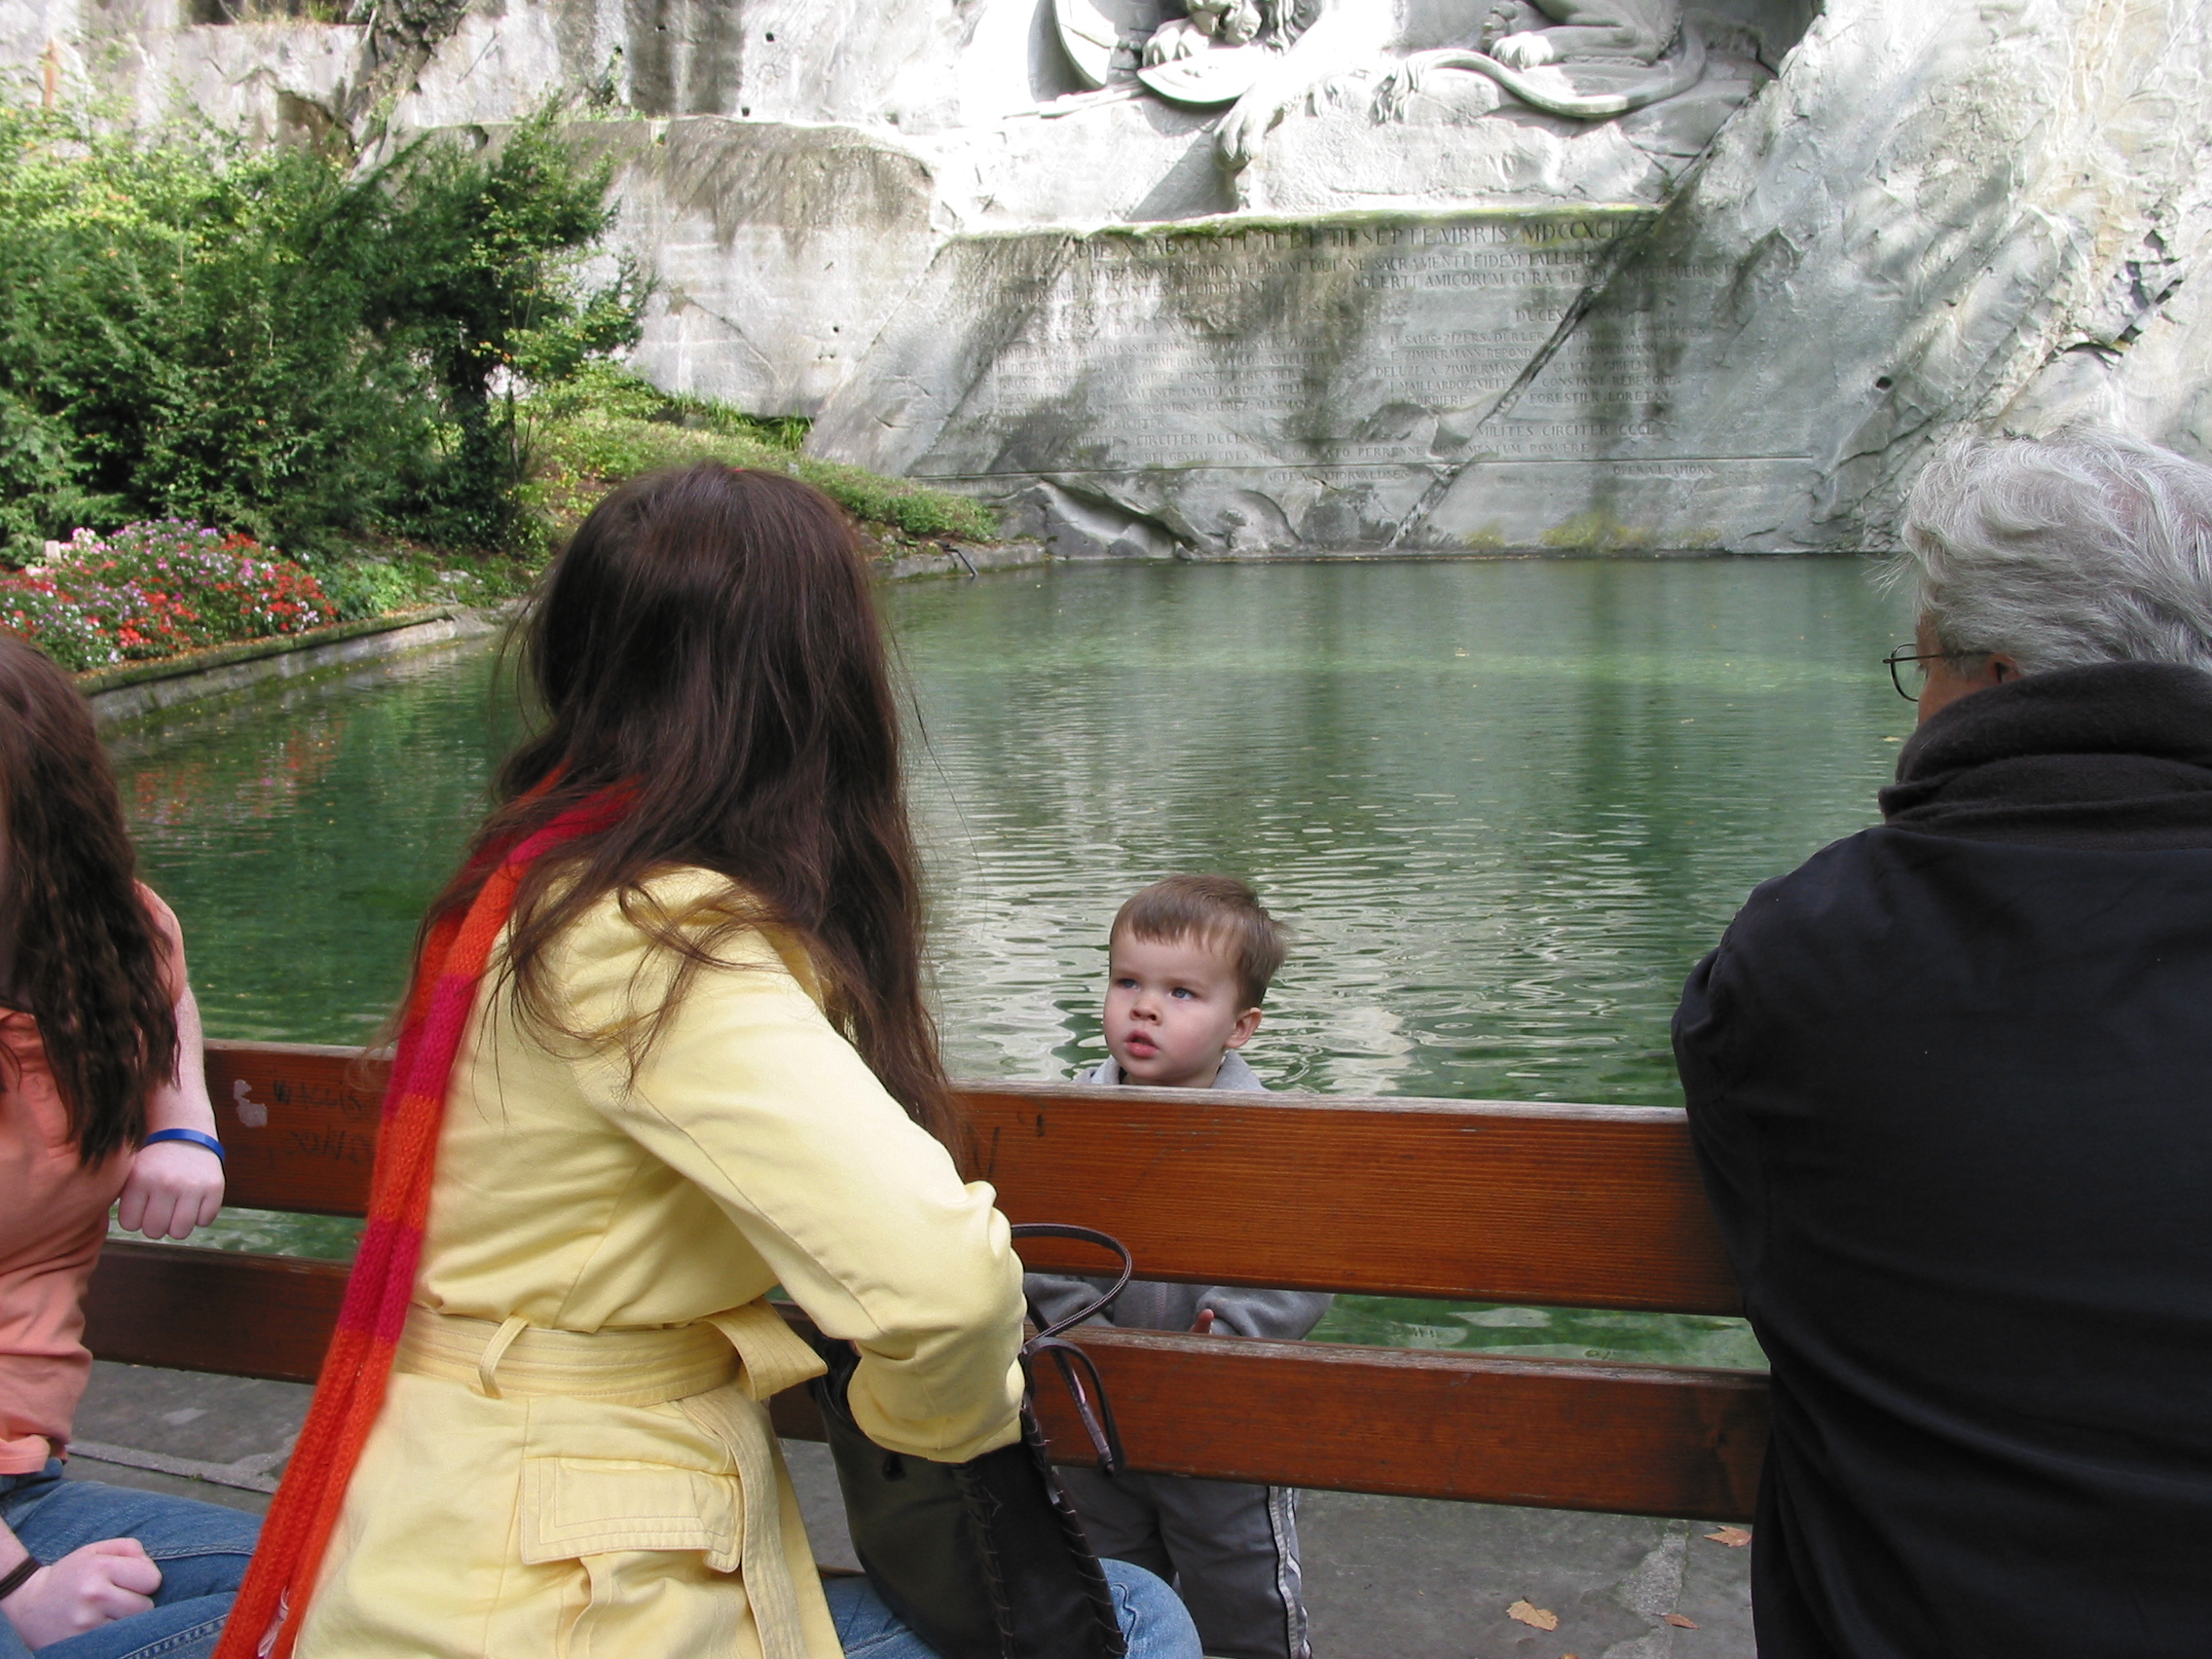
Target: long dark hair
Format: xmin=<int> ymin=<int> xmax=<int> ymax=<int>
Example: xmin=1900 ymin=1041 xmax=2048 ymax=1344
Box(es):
xmin=418 ymin=462 xmax=949 ymax=1134
xmin=0 ymin=634 xmax=178 ymax=1165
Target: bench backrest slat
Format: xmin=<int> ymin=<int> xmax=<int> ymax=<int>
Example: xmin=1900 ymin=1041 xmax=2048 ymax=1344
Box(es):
xmin=205 ymin=1042 xmax=380 ymax=1217
xmin=205 ymin=1042 xmax=1739 ymax=1312
xmin=85 ymin=1239 xmax=1764 ymax=1520
xmin=959 ymin=1083 xmax=1737 ymax=1311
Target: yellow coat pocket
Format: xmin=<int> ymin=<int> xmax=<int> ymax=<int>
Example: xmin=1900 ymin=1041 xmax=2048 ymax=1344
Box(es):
xmin=518 ymin=1457 xmax=743 ymax=1572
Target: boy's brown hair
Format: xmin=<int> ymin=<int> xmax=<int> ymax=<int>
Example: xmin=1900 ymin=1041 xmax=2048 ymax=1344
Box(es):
xmin=1111 ymin=874 xmax=1286 ymax=1009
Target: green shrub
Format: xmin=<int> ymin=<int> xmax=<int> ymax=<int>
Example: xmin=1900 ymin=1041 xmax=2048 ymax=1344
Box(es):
xmin=521 ymin=361 xmax=674 ymax=424
xmin=305 ymin=557 xmax=433 ymax=622
xmin=292 ymin=542 xmax=539 ymax=620
xmin=0 ymin=102 xmax=639 ymax=562
xmin=0 ymin=100 xmax=986 ymax=571
xmin=0 ymin=108 xmax=420 ymax=557
xmin=361 ymin=117 xmax=645 ymax=549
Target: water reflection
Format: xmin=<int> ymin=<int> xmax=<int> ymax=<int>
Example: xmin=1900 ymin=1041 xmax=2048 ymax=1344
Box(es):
xmin=110 ymin=558 xmax=1911 ymax=1364
xmin=902 ymin=559 xmax=1908 ymax=1106
xmin=109 ymin=646 xmax=522 ymax=1043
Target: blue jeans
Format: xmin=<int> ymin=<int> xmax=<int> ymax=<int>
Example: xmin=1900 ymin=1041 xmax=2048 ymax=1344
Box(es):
xmin=828 ymin=1558 xmax=1201 ymax=1658
xmin=0 ymin=1462 xmax=258 ymax=1659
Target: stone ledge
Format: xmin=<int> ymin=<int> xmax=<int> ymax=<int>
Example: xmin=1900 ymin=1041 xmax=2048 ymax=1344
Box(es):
xmin=84 ymin=607 xmax=508 ymax=725
xmin=68 ymin=1438 xmax=281 ymax=1494
xmin=77 ymin=607 xmax=459 ymax=695
xmin=875 ymin=539 xmax=1050 ymax=580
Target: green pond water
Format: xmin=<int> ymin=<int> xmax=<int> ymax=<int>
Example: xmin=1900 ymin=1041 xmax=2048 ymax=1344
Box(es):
xmin=110 ymin=557 xmax=1915 ymax=1370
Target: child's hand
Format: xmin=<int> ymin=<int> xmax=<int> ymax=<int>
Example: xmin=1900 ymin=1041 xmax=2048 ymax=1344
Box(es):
xmin=116 ymin=1141 xmax=224 ymax=1240
xmin=1190 ymin=1309 xmax=1219 ymax=1336
xmin=2 ymin=1539 xmax=161 ymax=1647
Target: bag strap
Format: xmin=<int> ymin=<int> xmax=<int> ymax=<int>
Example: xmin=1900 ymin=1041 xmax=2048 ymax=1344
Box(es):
xmin=1010 ymin=1224 xmax=1134 ymax=1475
xmin=1023 ymin=1337 xmax=1126 ymax=1476
xmin=1010 ymin=1224 xmax=1134 ymax=1339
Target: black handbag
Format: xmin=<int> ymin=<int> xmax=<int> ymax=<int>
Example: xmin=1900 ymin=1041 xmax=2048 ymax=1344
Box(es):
xmin=809 ymin=1224 xmax=1135 ymax=1659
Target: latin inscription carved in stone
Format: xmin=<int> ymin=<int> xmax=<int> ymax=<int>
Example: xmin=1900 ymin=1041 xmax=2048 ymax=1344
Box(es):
xmin=835 ymin=209 xmax=1802 ymax=552
xmin=918 ymin=214 xmax=1667 ymax=476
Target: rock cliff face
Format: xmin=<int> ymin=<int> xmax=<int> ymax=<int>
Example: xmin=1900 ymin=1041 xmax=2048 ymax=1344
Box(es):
xmin=1569 ymin=0 xmax=2212 ymax=551
xmin=6 ymin=0 xmax=2209 ymax=553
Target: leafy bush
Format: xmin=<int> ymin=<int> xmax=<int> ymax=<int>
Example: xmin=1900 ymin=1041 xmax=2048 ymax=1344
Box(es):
xmin=362 ymin=119 xmax=644 ymax=549
xmin=0 ymin=521 xmax=338 ymax=670
xmin=301 ymin=556 xmax=436 ymax=623
xmin=0 ymin=102 xmax=640 ymax=562
xmin=0 ymin=101 xmax=991 ymax=576
xmin=297 ymin=544 xmax=536 ymax=621
xmin=523 ymin=367 xmax=998 ymax=544
xmin=0 ymin=108 xmax=411 ymax=556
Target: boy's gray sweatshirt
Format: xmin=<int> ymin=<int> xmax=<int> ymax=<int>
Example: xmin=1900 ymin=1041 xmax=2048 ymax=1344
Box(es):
xmin=1022 ymin=1052 xmax=1336 ymax=1342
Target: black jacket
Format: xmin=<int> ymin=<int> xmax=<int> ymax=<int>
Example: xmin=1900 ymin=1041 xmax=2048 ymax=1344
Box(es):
xmin=1674 ymin=662 xmax=2212 ymax=1659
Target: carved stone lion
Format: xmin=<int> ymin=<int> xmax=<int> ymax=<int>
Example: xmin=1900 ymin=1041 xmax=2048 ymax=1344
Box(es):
xmin=1483 ymin=0 xmax=1678 ymax=67
xmin=1201 ymin=0 xmax=1697 ymax=166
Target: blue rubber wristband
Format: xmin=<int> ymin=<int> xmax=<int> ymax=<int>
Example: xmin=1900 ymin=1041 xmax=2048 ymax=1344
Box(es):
xmin=141 ymin=1127 xmax=225 ymax=1161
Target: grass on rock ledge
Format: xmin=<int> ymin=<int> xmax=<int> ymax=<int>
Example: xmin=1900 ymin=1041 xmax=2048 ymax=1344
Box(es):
xmin=519 ymin=365 xmax=999 ymax=550
xmin=305 ymin=366 xmax=1002 ymax=623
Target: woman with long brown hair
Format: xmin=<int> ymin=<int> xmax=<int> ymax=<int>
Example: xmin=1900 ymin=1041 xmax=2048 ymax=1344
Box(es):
xmin=0 ymin=633 xmax=258 ymax=1658
xmin=228 ymin=464 xmax=1197 ymax=1659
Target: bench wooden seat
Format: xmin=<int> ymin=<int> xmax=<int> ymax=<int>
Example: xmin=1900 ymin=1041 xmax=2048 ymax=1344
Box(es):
xmin=85 ymin=1041 xmax=1767 ymax=1522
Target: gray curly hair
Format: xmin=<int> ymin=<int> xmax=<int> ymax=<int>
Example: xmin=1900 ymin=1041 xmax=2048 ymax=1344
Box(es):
xmin=1894 ymin=427 xmax=2212 ymax=674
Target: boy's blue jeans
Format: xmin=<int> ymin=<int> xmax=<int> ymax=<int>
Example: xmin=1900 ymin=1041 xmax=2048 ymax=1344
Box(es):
xmin=0 ymin=1462 xmax=258 ymax=1659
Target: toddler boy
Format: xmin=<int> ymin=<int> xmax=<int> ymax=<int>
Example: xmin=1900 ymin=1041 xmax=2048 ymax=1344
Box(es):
xmin=1027 ymin=874 xmax=1331 ymax=1659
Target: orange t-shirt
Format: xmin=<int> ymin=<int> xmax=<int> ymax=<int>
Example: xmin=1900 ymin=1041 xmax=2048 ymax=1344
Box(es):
xmin=0 ymin=886 xmax=189 ymax=1472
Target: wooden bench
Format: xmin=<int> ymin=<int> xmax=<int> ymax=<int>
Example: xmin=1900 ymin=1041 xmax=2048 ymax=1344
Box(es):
xmin=84 ymin=1041 xmax=1766 ymax=1522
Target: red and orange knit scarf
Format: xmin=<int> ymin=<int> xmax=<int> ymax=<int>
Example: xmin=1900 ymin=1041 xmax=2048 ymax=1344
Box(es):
xmin=215 ymin=794 xmax=625 ymax=1659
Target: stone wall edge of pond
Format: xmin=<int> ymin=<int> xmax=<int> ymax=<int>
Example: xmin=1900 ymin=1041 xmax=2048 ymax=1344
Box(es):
xmin=83 ymin=540 xmax=1054 ymax=724
xmin=876 ymin=539 xmax=1048 ymax=580
xmin=85 ymin=607 xmax=517 ymax=726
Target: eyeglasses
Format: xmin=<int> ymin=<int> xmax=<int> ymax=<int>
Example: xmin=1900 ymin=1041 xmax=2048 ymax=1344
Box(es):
xmin=1883 ymin=645 xmax=1982 ymax=701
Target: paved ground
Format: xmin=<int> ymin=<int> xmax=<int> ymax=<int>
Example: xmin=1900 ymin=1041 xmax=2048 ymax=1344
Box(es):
xmin=71 ymin=1360 xmax=1753 ymax=1658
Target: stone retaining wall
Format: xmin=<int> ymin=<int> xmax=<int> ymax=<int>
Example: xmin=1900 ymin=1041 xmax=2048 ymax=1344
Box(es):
xmin=83 ymin=608 xmax=508 ymax=725
xmin=81 ymin=541 xmax=1048 ymax=722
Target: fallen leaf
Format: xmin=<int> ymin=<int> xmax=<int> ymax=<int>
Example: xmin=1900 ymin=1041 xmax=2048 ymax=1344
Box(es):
xmin=1507 ymin=1600 xmax=1561 ymax=1632
xmin=1664 ymin=1613 xmax=1700 ymax=1629
xmin=1702 ymin=1526 xmax=1752 ymax=1548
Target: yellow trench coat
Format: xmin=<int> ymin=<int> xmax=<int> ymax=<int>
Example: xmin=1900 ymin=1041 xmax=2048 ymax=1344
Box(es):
xmin=297 ymin=870 xmax=1026 ymax=1659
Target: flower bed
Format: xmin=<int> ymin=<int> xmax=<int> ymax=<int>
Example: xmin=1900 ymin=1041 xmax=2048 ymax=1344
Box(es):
xmin=0 ymin=522 xmax=339 ymax=673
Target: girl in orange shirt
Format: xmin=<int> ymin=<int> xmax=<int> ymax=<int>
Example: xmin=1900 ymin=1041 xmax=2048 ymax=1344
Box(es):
xmin=0 ymin=634 xmax=255 ymax=1658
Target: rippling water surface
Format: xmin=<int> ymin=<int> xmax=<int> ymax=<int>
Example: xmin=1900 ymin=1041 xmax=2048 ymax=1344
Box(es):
xmin=113 ymin=558 xmax=1912 ymax=1365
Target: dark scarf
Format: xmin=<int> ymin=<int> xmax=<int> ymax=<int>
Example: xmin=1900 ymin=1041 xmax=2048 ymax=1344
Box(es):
xmin=1879 ymin=660 xmax=2212 ymax=849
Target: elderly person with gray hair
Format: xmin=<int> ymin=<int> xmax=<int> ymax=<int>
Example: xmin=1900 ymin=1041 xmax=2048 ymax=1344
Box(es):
xmin=1674 ymin=427 xmax=2212 ymax=1659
